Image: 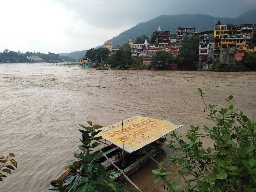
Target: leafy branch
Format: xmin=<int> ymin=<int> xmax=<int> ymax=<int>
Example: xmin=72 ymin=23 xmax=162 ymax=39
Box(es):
xmin=152 ymin=89 xmax=256 ymax=191
xmin=51 ymin=121 xmax=133 ymax=192
xmin=0 ymin=153 xmax=17 ymax=181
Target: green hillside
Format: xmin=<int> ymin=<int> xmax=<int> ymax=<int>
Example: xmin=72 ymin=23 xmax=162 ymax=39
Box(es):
xmin=236 ymin=9 xmax=256 ymax=24
xmin=60 ymin=50 xmax=87 ymax=61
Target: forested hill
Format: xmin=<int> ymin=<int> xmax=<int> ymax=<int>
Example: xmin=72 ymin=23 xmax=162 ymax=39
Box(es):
xmin=60 ymin=50 xmax=87 ymax=62
xmin=236 ymin=9 xmax=256 ymax=24
xmin=109 ymin=9 xmax=256 ymax=48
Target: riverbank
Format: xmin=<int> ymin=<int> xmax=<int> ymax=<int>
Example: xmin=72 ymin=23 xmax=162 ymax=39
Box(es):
xmin=0 ymin=63 xmax=255 ymax=191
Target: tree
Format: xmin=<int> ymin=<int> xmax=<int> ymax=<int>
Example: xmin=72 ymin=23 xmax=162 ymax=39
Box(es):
xmin=85 ymin=48 xmax=96 ymax=62
xmin=177 ymin=36 xmax=200 ymax=70
xmin=52 ymin=122 xmax=129 ymax=192
xmin=150 ymin=50 xmax=174 ymax=70
xmin=95 ymin=48 xmax=110 ymax=64
xmin=0 ymin=153 xmax=17 ymax=181
xmin=85 ymin=48 xmax=110 ymax=64
xmin=108 ymin=43 xmax=132 ymax=69
xmin=120 ymin=43 xmax=132 ymax=68
xmin=153 ymin=89 xmax=256 ymax=191
xmin=150 ymin=31 xmax=157 ymax=45
xmin=107 ymin=50 xmax=124 ymax=69
xmin=212 ymin=61 xmax=248 ymax=72
xmin=0 ymin=50 xmax=66 ymax=63
xmin=3 ymin=49 xmax=9 ymax=53
xmin=134 ymin=34 xmax=150 ymax=44
xmin=242 ymin=52 xmax=256 ymax=71
xmin=130 ymin=57 xmax=148 ymax=70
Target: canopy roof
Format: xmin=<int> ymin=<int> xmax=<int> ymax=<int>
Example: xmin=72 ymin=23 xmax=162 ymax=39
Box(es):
xmin=97 ymin=116 xmax=182 ymax=153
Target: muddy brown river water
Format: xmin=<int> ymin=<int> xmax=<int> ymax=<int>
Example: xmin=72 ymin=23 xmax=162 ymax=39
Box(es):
xmin=0 ymin=63 xmax=255 ymax=192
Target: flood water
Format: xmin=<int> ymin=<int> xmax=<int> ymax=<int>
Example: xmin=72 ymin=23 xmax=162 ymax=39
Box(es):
xmin=0 ymin=63 xmax=255 ymax=192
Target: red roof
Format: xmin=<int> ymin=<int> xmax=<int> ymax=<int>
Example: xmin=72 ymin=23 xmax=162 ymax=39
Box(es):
xmin=235 ymin=52 xmax=244 ymax=61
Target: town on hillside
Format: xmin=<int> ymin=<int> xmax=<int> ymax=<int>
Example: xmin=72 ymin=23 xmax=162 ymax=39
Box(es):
xmin=81 ymin=21 xmax=256 ymax=71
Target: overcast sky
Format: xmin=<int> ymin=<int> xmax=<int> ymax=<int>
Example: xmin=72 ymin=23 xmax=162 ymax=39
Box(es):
xmin=0 ymin=0 xmax=255 ymax=53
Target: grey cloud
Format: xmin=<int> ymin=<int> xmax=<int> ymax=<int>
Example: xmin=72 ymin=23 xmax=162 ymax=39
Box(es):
xmin=53 ymin=0 xmax=255 ymax=31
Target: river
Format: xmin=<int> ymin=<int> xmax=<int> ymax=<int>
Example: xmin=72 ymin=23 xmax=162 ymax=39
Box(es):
xmin=0 ymin=63 xmax=255 ymax=192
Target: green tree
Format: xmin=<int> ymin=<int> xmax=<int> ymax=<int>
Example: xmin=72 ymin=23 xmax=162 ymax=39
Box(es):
xmin=108 ymin=43 xmax=132 ymax=69
xmin=0 ymin=50 xmax=29 ymax=63
xmin=177 ymin=36 xmax=200 ymax=70
xmin=0 ymin=50 xmax=66 ymax=63
xmin=150 ymin=31 xmax=157 ymax=45
xmin=95 ymin=48 xmax=110 ymax=64
xmin=85 ymin=47 xmax=110 ymax=64
xmin=85 ymin=48 xmax=96 ymax=62
xmin=134 ymin=34 xmax=150 ymax=44
xmin=121 ymin=43 xmax=132 ymax=68
xmin=242 ymin=52 xmax=256 ymax=71
xmin=107 ymin=50 xmax=124 ymax=69
xmin=3 ymin=49 xmax=9 ymax=53
xmin=0 ymin=153 xmax=17 ymax=181
xmin=153 ymin=89 xmax=256 ymax=191
xmin=211 ymin=61 xmax=224 ymax=72
xmin=150 ymin=50 xmax=174 ymax=70
xmin=52 ymin=123 xmax=128 ymax=192
xmin=130 ymin=57 xmax=148 ymax=70
xmin=212 ymin=60 xmax=248 ymax=72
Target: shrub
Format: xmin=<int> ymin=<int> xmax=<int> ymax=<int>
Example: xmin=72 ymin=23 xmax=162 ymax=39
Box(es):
xmin=51 ymin=123 xmax=133 ymax=192
xmin=153 ymin=89 xmax=256 ymax=192
xmin=212 ymin=61 xmax=224 ymax=72
xmin=212 ymin=61 xmax=248 ymax=72
xmin=0 ymin=153 xmax=17 ymax=181
xmin=130 ymin=57 xmax=149 ymax=70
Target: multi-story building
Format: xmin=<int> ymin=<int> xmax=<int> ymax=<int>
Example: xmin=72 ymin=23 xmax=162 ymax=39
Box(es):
xmin=214 ymin=21 xmax=228 ymax=39
xmin=151 ymin=26 xmax=171 ymax=47
xmin=105 ymin=41 xmax=112 ymax=52
xmin=198 ymin=31 xmax=214 ymax=70
xmin=177 ymin=27 xmax=196 ymax=44
xmin=129 ymin=38 xmax=146 ymax=57
xmin=132 ymin=26 xmax=198 ymax=64
xmin=149 ymin=27 xmax=183 ymax=54
xmin=27 ymin=55 xmax=44 ymax=62
xmin=105 ymin=41 xmax=119 ymax=54
xmin=213 ymin=21 xmax=256 ymax=64
xmin=214 ymin=22 xmax=256 ymax=50
xmin=241 ymin=24 xmax=256 ymax=52
xmin=214 ymin=21 xmax=245 ymax=49
xmin=107 ymin=22 xmax=256 ymax=70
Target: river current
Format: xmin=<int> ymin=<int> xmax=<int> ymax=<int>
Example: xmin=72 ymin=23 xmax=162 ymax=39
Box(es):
xmin=0 ymin=63 xmax=255 ymax=192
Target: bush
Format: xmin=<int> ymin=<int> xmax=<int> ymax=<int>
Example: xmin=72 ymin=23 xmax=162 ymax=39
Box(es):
xmin=212 ymin=61 xmax=248 ymax=72
xmin=51 ymin=123 xmax=133 ymax=192
xmin=212 ymin=61 xmax=224 ymax=72
xmin=0 ymin=153 xmax=17 ymax=181
xmin=242 ymin=52 xmax=256 ymax=71
xmin=130 ymin=57 xmax=149 ymax=70
xmin=221 ymin=62 xmax=248 ymax=72
xmin=153 ymin=89 xmax=256 ymax=192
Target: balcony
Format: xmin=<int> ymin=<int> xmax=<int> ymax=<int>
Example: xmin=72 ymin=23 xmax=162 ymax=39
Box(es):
xmin=199 ymin=44 xmax=208 ymax=49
